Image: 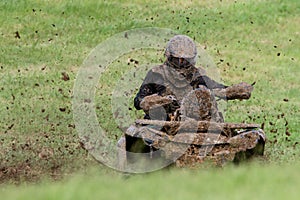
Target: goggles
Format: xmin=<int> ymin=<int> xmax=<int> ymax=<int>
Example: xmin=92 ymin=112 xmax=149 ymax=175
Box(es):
xmin=168 ymin=56 xmax=195 ymax=69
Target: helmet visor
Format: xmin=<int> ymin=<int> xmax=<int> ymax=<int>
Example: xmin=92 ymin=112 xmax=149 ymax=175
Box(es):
xmin=168 ymin=56 xmax=195 ymax=69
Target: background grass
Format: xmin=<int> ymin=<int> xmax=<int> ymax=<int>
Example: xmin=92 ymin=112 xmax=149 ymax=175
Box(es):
xmin=0 ymin=0 xmax=299 ymax=198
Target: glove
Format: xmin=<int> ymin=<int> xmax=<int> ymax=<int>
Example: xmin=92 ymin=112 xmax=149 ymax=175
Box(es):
xmin=213 ymin=82 xmax=254 ymax=100
xmin=140 ymin=94 xmax=174 ymax=112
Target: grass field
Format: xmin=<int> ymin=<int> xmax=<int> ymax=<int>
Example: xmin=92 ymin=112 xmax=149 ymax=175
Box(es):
xmin=0 ymin=0 xmax=299 ymax=198
xmin=2 ymin=163 xmax=300 ymax=200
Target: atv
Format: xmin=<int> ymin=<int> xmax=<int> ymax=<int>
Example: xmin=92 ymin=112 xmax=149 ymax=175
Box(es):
xmin=119 ymin=82 xmax=266 ymax=169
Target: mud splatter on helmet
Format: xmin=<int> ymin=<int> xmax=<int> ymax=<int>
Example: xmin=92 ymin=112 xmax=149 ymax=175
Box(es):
xmin=165 ymin=35 xmax=197 ymax=64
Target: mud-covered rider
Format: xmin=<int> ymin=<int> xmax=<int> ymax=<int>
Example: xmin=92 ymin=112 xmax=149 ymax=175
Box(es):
xmin=123 ymin=35 xmax=227 ymax=156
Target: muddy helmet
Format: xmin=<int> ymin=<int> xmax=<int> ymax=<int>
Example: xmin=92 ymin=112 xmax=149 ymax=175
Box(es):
xmin=165 ymin=35 xmax=197 ymax=63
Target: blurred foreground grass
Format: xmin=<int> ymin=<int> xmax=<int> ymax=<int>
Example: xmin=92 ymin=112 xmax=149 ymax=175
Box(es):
xmin=2 ymin=162 xmax=300 ymax=200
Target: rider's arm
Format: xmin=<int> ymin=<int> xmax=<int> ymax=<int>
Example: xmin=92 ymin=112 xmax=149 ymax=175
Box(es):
xmin=134 ymin=70 xmax=166 ymax=110
xmin=193 ymin=75 xmax=227 ymax=90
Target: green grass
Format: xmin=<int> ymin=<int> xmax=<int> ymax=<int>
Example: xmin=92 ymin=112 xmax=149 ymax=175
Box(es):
xmin=0 ymin=0 xmax=299 ymax=197
xmin=2 ymin=162 xmax=300 ymax=200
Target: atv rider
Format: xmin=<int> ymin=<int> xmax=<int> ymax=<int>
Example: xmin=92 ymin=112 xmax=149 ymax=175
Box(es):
xmin=123 ymin=35 xmax=227 ymax=156
xmin=117 ymin=35 xmax=266 ymax=169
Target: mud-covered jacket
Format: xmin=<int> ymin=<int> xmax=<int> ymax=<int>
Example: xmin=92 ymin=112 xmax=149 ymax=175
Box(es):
xmin=134 ymin=62 xmax=226 ymax=111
